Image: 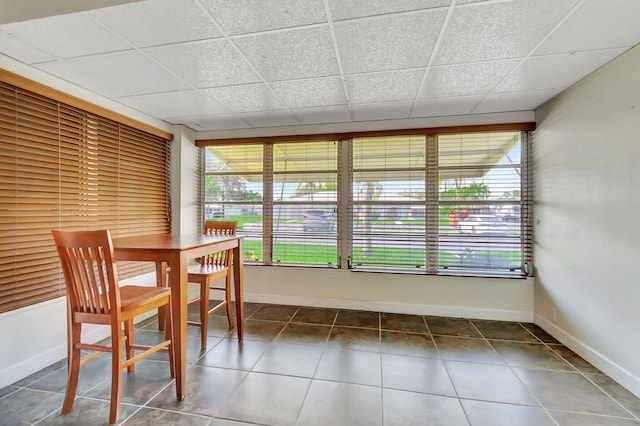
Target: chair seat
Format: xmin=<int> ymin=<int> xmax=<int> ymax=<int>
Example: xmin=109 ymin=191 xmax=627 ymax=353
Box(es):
xmin=120 ymin=286 xmax=171 ymax=312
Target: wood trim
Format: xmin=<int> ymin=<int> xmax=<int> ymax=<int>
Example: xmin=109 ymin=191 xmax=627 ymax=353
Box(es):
xmin=195 ymin=123 xmax=536 ymax=146
xmin=0 ymin=69 xmax=173 ymax=141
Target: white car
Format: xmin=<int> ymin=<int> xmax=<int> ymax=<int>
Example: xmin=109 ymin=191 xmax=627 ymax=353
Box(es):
xmin=458 ymin=215 xmax=509 ymax=235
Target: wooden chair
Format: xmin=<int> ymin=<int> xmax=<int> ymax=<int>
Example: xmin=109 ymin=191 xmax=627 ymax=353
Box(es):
xmin=52 ymin=229 xmax=175 ymax=424
xmin=187 ymin=220 xmax=237 ymax=347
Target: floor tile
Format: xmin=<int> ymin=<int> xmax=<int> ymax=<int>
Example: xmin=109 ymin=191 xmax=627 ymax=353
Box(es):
xmin=381 ymin=330 xmax=438 ymax=358
xmin=490 ymin=340 xmax=576 ymax=371
xmin=249 ymin=304 xmax=298 ymax=321
xmin=383 ymin=388 xmax=468 ymax=426
xmin=588 ymin=374 xmax=640 ymax=418
xmin=513 ymin=367 xmax=632 ymax=416
xmin=380 ymin=312 xmax=427 ymax=333
xmin=549 ymin=345 xmax=602 ymax=374
xmin=520 ymin=323 xmax=560 ymax=344
xmin=382 ymin=353 xmax=456 ymax=396
xmin=84 ymin=359 xmax=175 ymax=405
xmin=217 ymin=372 xmax=310 ymax=425
xmin=275 ymin=323 xmax=331 ymax=346
xmin=27 ymin=355 xmax=112 ymax=395
xmin=37 ymin=398 xmax=140 ymax=425
xmin=334 ymin=310 xmax=380 ymax=328
xmin=123 ymin=407 xmax=212 ymax=425
xmin=297 ymin=380 xmax=382 ymax=426
xmin=196 ymin=338 xmax=270 ymax=370
xmin=445 ymin=360 xmax=538 ymax=405
xmin=7 ymin=304 xmax=640 ymax=426
xmin=229 ymin=318 xmax=287 ymax=341
xmin=253 ymin=342 xmax=323 ymax=377
xmin=147 ymin=365 xmax=246 ymax=417
xmin=315 ymin=348 xmax=381 ymax=386
xmin=327 ymin=326 xmax=380 ymax=352
xmin=291 ymin=307 xmax=338 ymax=325
xmin=549 ymin=410 xmax=640 ymax=425
xmin=472 ymin=319 xmax=540 ymax=342
xmin=426 ymin=316 xmax=481 ymax=337
xmin=433 ymin=335 xmax=504 ymax=364
xmin=461 ymin=399 xmax=556 ymax=426
xmin=0 ymin=388 xmax=65 ymax=425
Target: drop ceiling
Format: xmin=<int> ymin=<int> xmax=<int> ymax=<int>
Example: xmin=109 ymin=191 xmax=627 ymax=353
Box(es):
xmin=0 ymin=0 xmax=638 ymax=132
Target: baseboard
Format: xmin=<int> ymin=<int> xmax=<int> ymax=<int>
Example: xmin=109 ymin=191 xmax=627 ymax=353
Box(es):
xmin=244 ymin=292 xmax=534 ymax=322
xmin=535 ymin=314 xmax=640 ymax=398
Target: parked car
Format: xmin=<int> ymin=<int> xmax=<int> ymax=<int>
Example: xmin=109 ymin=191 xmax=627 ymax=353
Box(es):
xmin=458 ymin=215 xmax=509 ymax=235
xmin=302 ymin=209 xmax=335 ymax=232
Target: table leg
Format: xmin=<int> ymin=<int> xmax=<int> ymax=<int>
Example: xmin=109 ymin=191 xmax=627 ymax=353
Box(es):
xmin=233 ymin=239 xmax=244 ymax=340
xmin=156 ymin=261 xmax=167 ymax=331
xmin=169 ymin=254 xmax=187 ymax=400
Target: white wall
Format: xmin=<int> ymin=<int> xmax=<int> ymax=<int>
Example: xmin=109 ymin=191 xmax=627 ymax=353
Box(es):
xmin=244 ymin=266 xmax=533 ymax=321
xmin=533 ymin=44 xmax=640 ymax=396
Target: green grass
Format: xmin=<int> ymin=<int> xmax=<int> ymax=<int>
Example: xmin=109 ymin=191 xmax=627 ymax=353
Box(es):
xmin=241 ymin=239 xmax=520 ymax=270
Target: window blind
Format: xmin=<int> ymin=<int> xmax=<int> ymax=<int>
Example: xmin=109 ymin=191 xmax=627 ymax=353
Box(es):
xmin=0 ymin=80 xmax=172 ymax=314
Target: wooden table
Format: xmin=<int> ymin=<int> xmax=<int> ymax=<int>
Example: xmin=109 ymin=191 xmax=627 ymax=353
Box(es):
xmin=112 ymin=233 xmax=244 ymax=400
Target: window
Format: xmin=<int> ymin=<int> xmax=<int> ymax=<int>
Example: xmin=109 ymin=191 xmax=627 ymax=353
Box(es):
xmin=0 ymin=76 xmax=172 ymax=314
xmin=198 ymin=127 xmax=531 ymax=277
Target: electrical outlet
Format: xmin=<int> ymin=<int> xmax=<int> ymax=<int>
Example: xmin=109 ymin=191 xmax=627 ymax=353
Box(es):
xmin=551 ymin=308 xmax=557 ymax=323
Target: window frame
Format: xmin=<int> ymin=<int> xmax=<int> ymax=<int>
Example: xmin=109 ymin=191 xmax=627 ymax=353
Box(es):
xmin=197 ymin=124 xmax=534 ymax=278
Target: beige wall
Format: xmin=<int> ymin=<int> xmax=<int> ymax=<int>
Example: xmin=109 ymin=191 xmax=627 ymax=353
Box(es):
xmin=533 ymin=44 xmax=640 ymax=396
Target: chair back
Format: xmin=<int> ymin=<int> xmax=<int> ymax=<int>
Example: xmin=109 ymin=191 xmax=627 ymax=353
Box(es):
xmin=203 ymin=220 xmax=237 ymax=236
xmin=201 ymin=221 xmax=237 ymax=267
xmin=52 ymin=229 xmax=120 ymax=316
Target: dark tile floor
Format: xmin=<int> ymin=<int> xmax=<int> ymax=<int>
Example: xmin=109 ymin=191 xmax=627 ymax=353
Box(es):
xmin=2 ymin=302 xmax=640 ymax=425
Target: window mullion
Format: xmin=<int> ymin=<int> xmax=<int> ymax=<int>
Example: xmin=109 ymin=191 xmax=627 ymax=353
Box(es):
xmin=338 ymin=139 xmax=352 ymax=269
xmin=263 ymin=143 xmax=273 ymax=265
xmin=425 ymin=134 xmax=439 ymax=273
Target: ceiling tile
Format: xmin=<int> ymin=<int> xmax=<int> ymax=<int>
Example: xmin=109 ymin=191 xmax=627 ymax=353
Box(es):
xmin=328 ymin=0 xmax=449 ymax=21
xmin=496 ymin=49 xmax=626 ymax=93
xmin=36 ymin=60 xmax=121 ymax=97
xmin=171 ymin=114 xmax=251 ymax=131
xmin=351 ymin=101 xmax=413 ymax=121
xmin=535 ymin=0 xmax=640 ymax=55
xmin=1 ymin=12 xmax=131 ymax=58
xmin=202 ymin=0 xmax=325 ymax=35
xmin=433 ymin=0 xmax=578 ymax=65
xmin=419 ymin=60 xmax=518 ymax=98
xmin=346 ymin=69 xmax=424 ymax=104
xmin=49 ymin=51 xmax=191 ymax=97
xmin=0 ymin=30 xmax=55 ymax=64
xmin=116 ymin=90 xmax=229 ymax=118
xmin=270 ymin=78 xmax=347 ymax=108
xmin=238 ymin=110 xmax=301 ymax=127
xmin=473 ymin=88 xmax=563 ymax=114
xmin=89 ymin=0 xmax=222 ymax=47
xmin=293 ymin=105 xmax=352 ymax=125
xmin=411 ymin=95 xmax=484 ymax=117
xmin=234 ymin=26 xmax=339 ymax=81
xmin=203 ymin=84 xmax=286 ymax=112
xmin=334 ymin=10 xmax=446 ymax=74
xmin=144 ymin=39 xmax=261 ymax=88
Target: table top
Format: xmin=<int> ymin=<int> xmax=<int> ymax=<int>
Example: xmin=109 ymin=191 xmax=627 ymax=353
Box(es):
xmin=112 ymin=233 xmax=242 ymax=250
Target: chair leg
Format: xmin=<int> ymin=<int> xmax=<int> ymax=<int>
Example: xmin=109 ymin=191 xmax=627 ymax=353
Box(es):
xmin=200 ymin=278 xmax=210 ymax=348
xmin=62 ymin=321 xmax=82 ymax=415
xmin=109 ymin=323 xmax=123 ymax=424
xmin=225 ymin=273 xmax=233 ymax=328
xmin=124 ymin=320 xmax=134 ymax=373
xmin=165 ymin=302 xmax=175 ymax=378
